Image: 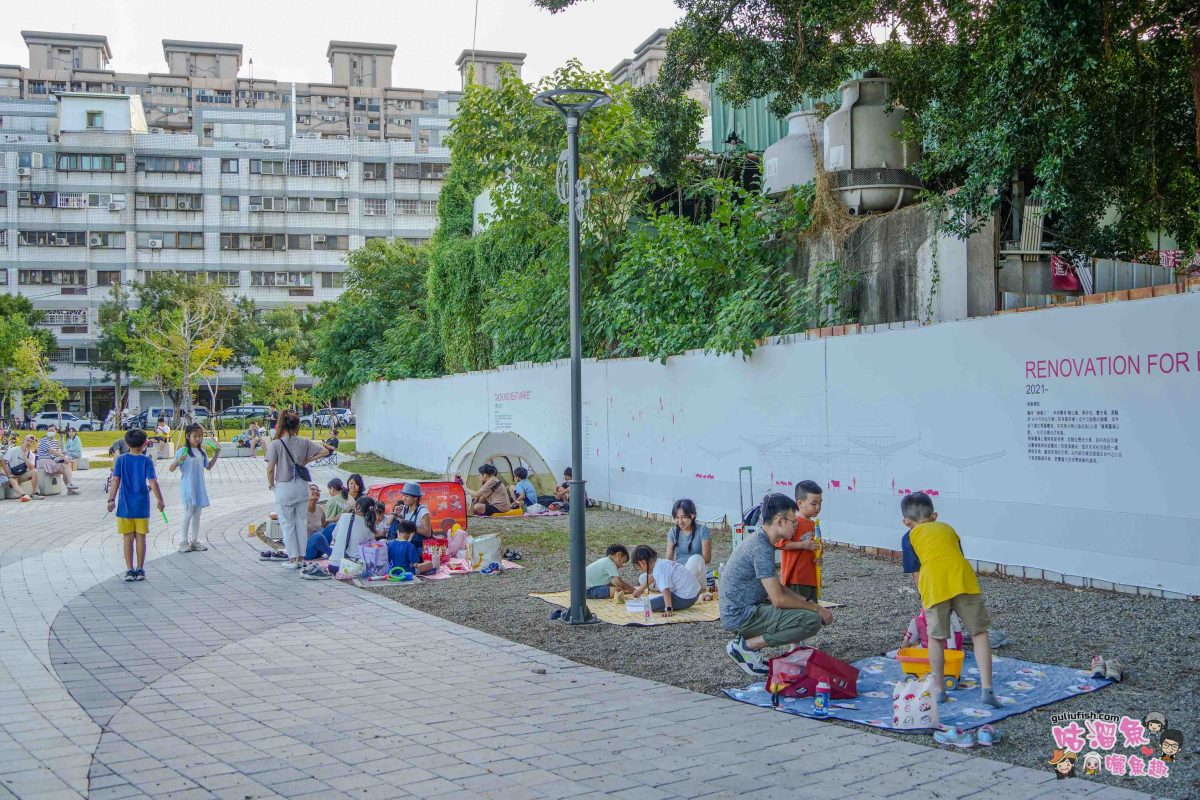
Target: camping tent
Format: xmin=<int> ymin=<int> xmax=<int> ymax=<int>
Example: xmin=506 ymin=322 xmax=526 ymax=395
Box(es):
xmin=446 ymin=431 xmax=558 ymax=496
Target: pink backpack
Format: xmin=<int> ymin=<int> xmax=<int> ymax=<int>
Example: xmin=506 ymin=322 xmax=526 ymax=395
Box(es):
xmin=904 ymin=608 xmax=963 ymax=649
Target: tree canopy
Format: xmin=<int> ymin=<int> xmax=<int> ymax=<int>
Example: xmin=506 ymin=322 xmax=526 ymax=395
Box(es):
xmin=535 ymin=0 xmax=1200 ymax=255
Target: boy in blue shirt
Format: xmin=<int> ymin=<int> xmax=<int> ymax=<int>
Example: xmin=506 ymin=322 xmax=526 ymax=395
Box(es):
xmin=512 ymin=467 xmax=537 ymax=508
xmin=106 ymin=429 xmax=165 ymax=582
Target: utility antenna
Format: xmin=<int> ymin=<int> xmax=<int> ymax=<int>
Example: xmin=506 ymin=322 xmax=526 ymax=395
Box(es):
xmin=470 ymin=0 xmax=480 ymax=84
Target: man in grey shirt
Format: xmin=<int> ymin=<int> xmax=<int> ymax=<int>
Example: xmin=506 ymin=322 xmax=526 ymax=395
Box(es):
xmin=720 ymin=493 xmax=834 ymax=676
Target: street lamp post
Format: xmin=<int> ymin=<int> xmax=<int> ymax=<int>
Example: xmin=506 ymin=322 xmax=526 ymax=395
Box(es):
xmin=534 ymin=88 xmax=609 ymax=625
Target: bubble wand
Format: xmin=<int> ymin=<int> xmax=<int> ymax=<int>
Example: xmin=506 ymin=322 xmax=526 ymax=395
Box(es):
xmin=813 ymin=517 xmax=822 ymax=602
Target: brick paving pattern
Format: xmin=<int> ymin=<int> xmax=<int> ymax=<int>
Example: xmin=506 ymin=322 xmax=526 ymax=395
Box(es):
xmin=0 ymin=459 xmax=1153 ymax=799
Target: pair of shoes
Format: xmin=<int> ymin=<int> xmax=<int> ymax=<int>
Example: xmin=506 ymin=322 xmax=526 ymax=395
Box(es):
xmin=66 ymin=483 xmax=79 ymax=490
xmin=550 ymin=609 xmax=564 ymax=621
xmin=977 ymin=724 xmax=1003 ymax=746
xmin=190 ymin=542 xmax=208 ymax=552
xmin=283 ymin=560 xmax=304 ymax=570
xmin=123 ymin=569 xmax=136 ymax=582
xmin=300 ymin=562 xmax=319 ymax=575
xmin=67 ymin=487 xmax=80 ymax=495
xmin=503 ymin=549 xmax=523 ymax=561
xmin=300 ymin=565 xmax=332 ymax=580
xmin=1089 ymin=655 xmax=1125 ymax=681
xmin=726 ymin=637 xmax=768 ymax=677
xmin=259 ymin=550 xmax=286 ymax=561
xmin=934 ymin=726 xmax=976 ymax=748
xmin=178 ymin=542 xmax=192 ymax=553
xmin=481 ymin=562 xmax=500 ymax=574
xmin=133 ymin=569 xmax=146 ymax=582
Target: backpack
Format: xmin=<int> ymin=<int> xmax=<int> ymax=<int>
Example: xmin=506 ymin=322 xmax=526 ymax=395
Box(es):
xmin=742 ymin=504 xmax=762 ymax=527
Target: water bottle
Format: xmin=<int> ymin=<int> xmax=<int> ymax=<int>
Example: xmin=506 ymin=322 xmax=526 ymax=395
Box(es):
xmin=643 ymin=591 xmax=652 ymax=623
xmin=814 ymin=677 xmax=831 ymax=717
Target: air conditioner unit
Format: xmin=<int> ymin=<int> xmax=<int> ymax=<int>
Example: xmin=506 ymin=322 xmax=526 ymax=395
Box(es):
xmin=107 ymin=201 xmax=123 ymax=211
xmin=150 ymin=127 xmax=165 ymax=134
xmin=312 ymin=234 xmax=327 ymax=243
xmin=262 ymin=138 xmax=275 ymax=147
xmin=148 ymin=239 xmax=163 ymax=249
xmin=53 ymin=237 xmax=68 ymax=246
xmin=327 ymin=98 xmax=338 ymax=107
xmin=30 ymin=153 xmax=44 ymax=168
xmin=16 ymin=167 xmax=31 ymax=177
xmin=88 ymin=235 xmax=102 ymax=247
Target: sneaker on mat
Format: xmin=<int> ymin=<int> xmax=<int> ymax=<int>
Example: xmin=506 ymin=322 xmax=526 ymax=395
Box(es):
xmin=934 ymin=726 xmax=976 ymax=748
xmin=177 ymin=542 xmax=192 ymax=553
xmin=133 ymin=569 xmax=146 ymax=582
xmin=190 ymin=542 xmax=208 ymax=551
xmin=1104 ymin=658 xmax=1124 ymax=682
xmin=301 ymin=566 xmax=332 ymax=580
xmin=1089 ymin=655 xmax=1105 ymax=679
xmin=122 ymin=569 xmax=136 ymax=582
xmin=977 ymin=724 xmax=1003 ymax=746
xmin=726 ymin=637 xmax=768 ymax=677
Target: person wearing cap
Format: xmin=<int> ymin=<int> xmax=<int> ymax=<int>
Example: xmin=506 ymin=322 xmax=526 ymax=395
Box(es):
xmin=386 ymin=481 xmax=435 ymax=572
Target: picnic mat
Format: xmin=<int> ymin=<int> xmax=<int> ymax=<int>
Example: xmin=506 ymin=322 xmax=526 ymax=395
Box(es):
xmin=421 ymin=559 xmax=524 ymax=580
xmin=530 ymin=591 xmax=722 ymax=626
xmin=723 ymin=652 xmax=1113 ymax=732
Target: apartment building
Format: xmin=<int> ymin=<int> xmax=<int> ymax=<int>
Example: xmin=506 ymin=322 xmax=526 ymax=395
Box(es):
xmin=609 ymin=28 xmax=711 ymax=150
xmin=0 ymin=32 xmax=524 ymax=416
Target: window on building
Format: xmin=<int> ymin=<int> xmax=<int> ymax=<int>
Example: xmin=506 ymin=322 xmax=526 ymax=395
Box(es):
xmin=403 ymin=237 xmax=430 ymax=247
xmin=250 ymin=234 xmax=287 ymax=251
xmin=55 ymin=192 xmax=87 ymax=209
xmin=208 ymin=271 xmax=240 ymax=287
xmin=421 ymin=162 xmax=448 ymax=180
xmin=49 ymin=347 xmax=72 ymax=363
xmin=249 ymin=159 xmax=286 ymax=175
xmin=364 ymin=198 xmax=387 ymax=216
xmin=43 ymin=309 xmax=88 ymax=326
xmin=0 ymin=270 xmax=7 ymax=286
xmin=220 ymin=233 xmax=247 ymax=250
xmin=287 ymin=160 xmax=348 ymax=178
xmin=250 ymin=271 xmax=312 ymax=287
xmin=287 ymin=234 xmax=311 ymax=250
xmin=221 ymin=158 xmax=239 ymax=173
xmin=56 ymin=153 xmax=127 ymax=172
xmin=393 ymin=163 xmax=420 ymax=179
xmin=18 ymin=191 xmax=54 ymax=208
xmin=221 ymin=195 xmax=240 ymax=211
xmin=420 ymin=200 xmax=438 ymax=216
xmin=396 ymin=199 xmax=437 ymax=216
xmin=85 ymin=110 xmax=104 ymax=129
xmin=136 ymin=156 xmax=202 ymax=173
xmin=89 ymin=232 xmax=125 ymax=248
xmin=18 ymin=269 xmax=87 ymax=285
xmin=363 ymin=162 xmax=385 ymax=180
xmin=87 ymin=192 xmax=125 ymax=208
xmin=320 ymin=272 xmax=346 ymax=288
xmin=135 ymin=232 xmax=204 ymax=249
xmin=286 ymin=197 xmax=312 ymax=213
xmin=0 ymin=190 xmax=5 ymax=208
xmin=136 ymin=193 xmax=203 ymax=211
xmin=18 ymin=231 xmax=86 ymax=247
xmin=249 ymin=196 xmax=284 ymax=212
xmin=96 ymin=271 xmax=121 ymax=286
xmin=313 ymin=234 xmax=348 ymax=251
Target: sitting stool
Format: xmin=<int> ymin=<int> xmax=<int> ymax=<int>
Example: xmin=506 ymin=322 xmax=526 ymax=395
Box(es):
xmin=38 ymin=472 xmax=66 ymax=496
xmin=267 ymin=519 xmax=282 ymax=541
xmin=154 ymin=441 xmax=174 ymax=460
xmin=75 ymin=458 xmax=90 ymax=471
xmin=4 ymin=484 xmax=24 ymax=500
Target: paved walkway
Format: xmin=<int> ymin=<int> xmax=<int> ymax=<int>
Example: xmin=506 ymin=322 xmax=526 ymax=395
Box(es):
xmin=0 ymin=460 xmax=1153 ymax=800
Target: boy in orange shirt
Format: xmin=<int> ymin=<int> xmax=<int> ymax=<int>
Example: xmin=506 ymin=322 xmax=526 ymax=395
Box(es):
xmin=776 ymin=480 xmax=822 ymax=600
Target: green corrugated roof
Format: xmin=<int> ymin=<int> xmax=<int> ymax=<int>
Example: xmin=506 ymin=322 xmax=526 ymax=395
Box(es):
xmin=709 ymin=75 xmax=861 ymax=153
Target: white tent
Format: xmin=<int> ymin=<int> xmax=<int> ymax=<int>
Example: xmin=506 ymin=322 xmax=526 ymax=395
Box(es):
xmin=445 ymin=431 xmax=558 ymax=496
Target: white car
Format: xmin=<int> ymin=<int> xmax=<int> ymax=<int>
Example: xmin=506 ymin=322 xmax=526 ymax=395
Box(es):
xmin=32 ymin=411 xmax=96 ymax=431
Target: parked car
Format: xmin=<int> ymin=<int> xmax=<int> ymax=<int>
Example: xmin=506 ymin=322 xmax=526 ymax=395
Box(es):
xmin=32 ymin=411 xmax=96 ymax=432
xmin=314 ymin=407 xmax=354 ymax=428
xmin=121 ymin=407 xmax=211 ymax=430
xmin=216 ymin=405 xmax=270 ymax=424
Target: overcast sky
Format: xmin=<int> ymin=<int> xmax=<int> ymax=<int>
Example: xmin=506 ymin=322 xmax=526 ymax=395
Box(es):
xmin=0 ymin=0 xmax=683 ymax=90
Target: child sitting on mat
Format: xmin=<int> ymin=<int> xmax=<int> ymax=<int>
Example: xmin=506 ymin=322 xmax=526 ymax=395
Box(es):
xmin=585 ymin=544 xmax=637 ymax=599
xmin=900 ymin=492 xmax=1001 ymax=707
xmin=387 ymin=519 xmax=437 ymax=575
xmin=629 ymin=544 xmax=703 ymax=617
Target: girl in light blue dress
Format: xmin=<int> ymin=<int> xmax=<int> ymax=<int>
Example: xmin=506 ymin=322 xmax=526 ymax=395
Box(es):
xmin=168 ymin=423 xmax=219 ymax=552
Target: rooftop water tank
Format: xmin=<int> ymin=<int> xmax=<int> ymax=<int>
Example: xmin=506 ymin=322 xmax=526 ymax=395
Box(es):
xmin=761 ymin=111 xmax=823 ymax=195
xmin=823 ymin=73 xmax=921 ymax=215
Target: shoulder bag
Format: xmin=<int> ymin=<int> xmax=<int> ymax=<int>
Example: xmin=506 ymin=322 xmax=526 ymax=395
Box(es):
xmin=280 ymin=437 xmax=311 ymax=483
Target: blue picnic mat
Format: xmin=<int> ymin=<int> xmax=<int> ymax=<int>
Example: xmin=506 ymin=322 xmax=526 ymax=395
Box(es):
xmin=723 ymin=652 xmax=1112 ymax=732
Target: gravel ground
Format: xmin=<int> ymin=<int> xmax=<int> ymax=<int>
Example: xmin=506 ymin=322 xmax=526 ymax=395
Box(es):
xmin=367 ymin=508 xmax=1198 ymax=799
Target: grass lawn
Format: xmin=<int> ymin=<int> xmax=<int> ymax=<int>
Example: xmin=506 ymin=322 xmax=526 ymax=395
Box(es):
xmin=336 ymin=451 xmax=438 ymax=480
xmin=10 ymin=428 xmax=357 ymax=449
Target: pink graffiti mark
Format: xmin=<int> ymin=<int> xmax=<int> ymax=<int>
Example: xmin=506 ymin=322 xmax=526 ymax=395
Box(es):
xmin=775 ymin=480 xmax=793 ymax=487
xmin=694 ymin=473 xmax=715 ymax=481
xmin=891 ymin=478 xmax=896 ymax=494
xmin=830 ymin=480 xmax=841 ymax=489
xmin=924 ymin=489 xmax=940 ymax=497
xmin=900 ymin=488 xmax=912 ymax=495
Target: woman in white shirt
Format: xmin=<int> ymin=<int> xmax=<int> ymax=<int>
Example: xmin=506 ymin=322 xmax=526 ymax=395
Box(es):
xmin=629 ymin=544 xmax=702 ymax=617
xmin=309 ymin=495 xmax=376 ymax=580
xmin=2 ymin=435 xmax=42 ymax=501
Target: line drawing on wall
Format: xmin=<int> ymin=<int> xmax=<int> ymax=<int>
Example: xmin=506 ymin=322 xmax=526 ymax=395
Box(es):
xmin=919 ymin=449 xmax=1006 ymax=498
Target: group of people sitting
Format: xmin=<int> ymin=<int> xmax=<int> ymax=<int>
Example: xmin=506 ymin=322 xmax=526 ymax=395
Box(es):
xmin=584 ymin=498 xmax=715 ymax=616
xmin=465 ymin=464 xmax=574 ymax=517
xmin=270 ymin=474 xmax=440 ymax=582
xmin=2 ymin=425 xmax=84 ymax=501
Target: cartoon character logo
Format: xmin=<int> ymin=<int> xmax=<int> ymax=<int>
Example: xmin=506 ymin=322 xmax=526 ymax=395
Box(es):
xmin=919 ymin=700 xmax=932 ymax=712
xmin=1049 ymin=749 xmax=1078 ymax=779
xmin=1081 ymin=752 xmax=1102 ymax=776
xmin=1006 ymin=680 xmax=1035 ymax=692
xmin=1159 ymin=730 xmax=1183 ymax=763
xmin=1143 ymin=712 xmax=1167 ymax=738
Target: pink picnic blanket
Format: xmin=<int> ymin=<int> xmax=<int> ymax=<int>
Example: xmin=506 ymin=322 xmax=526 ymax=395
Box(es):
xmin=421 ymin=558 xmax=524 ymax=580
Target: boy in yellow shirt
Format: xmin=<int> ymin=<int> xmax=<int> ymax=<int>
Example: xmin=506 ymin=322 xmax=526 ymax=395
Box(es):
xmin=900 ymin=492 xmax=1000 ymax=707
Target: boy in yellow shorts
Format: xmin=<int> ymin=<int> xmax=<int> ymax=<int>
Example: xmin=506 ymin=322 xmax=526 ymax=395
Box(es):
xmin=106 ymin=429 xmax=165 ymax=582
xmin=900 ymin=492 xmax=1001 ymax=707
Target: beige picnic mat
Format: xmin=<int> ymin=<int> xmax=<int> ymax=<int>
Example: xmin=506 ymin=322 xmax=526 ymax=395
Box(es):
xmin=530 ymin=590 xmax=720 ymax=626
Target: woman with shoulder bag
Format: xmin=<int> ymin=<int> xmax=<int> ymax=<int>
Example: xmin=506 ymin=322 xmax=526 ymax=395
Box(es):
xmin=265 ymin=411 xmax=331 ymax=569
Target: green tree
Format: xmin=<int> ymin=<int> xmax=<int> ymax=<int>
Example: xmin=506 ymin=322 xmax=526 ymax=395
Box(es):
xmin=0 ymin=317 xmax=40 ymax=419
xmin=0 ymin=295 xmax=55 ymax=355
xmin=243 ymin=338 xmax=310 ymax=411
xmin=535 ymin=0 xmax=1200 ymax=255
xmin=96 ymin=284 xmax=136 ymax=415
xmin=308 ymin=239 xmax=440 ymax=400
xmin=14 ymin=337 xmax=67 ymax=415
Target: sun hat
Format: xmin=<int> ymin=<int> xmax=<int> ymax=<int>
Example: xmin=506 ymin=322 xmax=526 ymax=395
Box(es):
xmin=401 ymin=481 xmax=423 ymax=498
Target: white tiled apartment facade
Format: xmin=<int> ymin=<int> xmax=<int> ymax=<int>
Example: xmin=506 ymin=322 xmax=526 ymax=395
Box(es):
xmin=0 ymin=32 xmax=524 ymax=414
